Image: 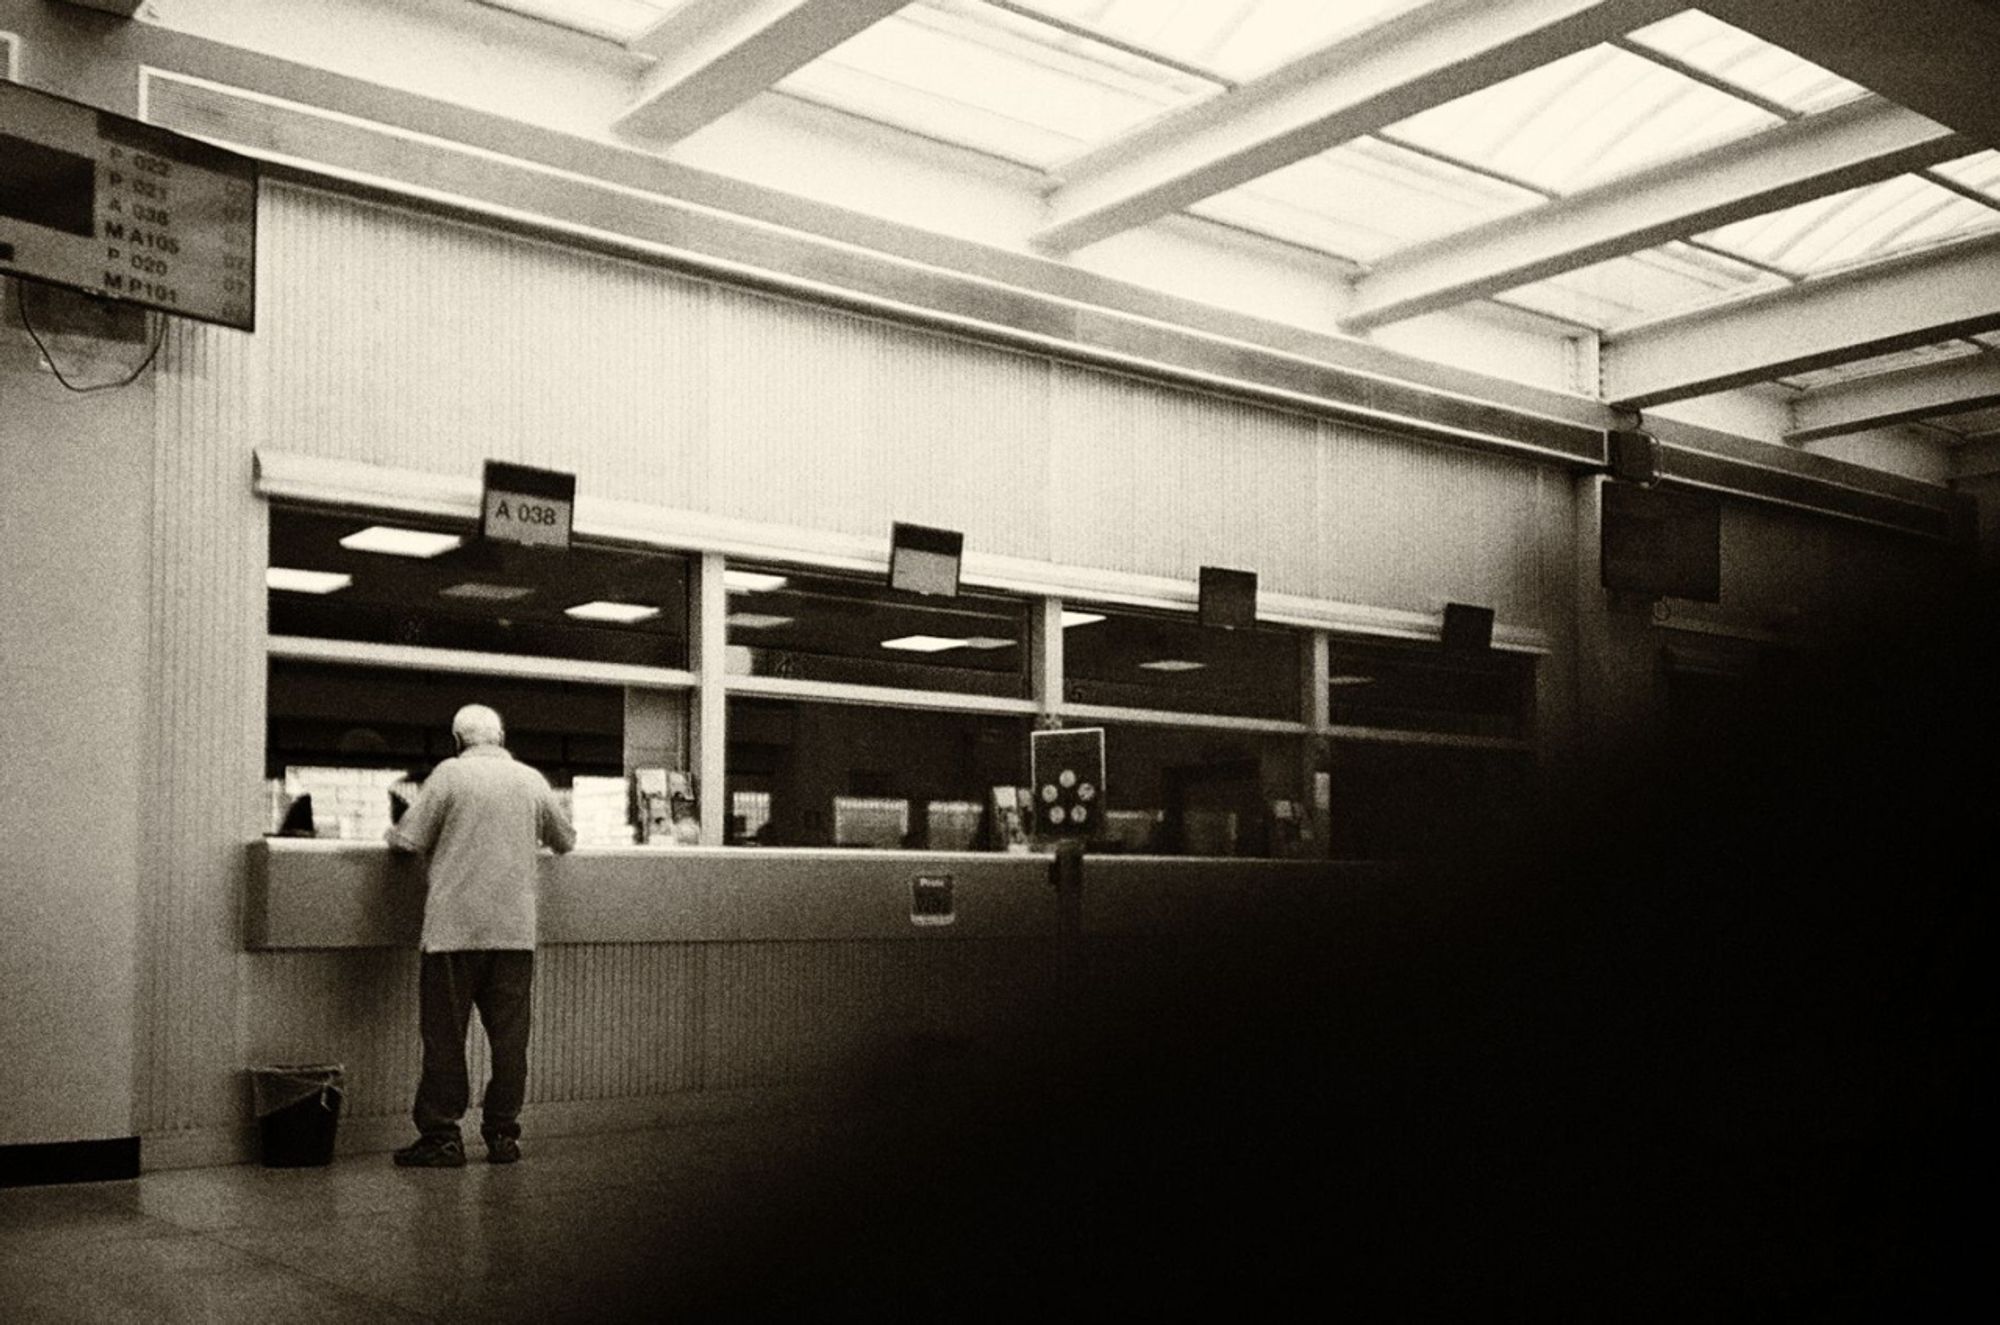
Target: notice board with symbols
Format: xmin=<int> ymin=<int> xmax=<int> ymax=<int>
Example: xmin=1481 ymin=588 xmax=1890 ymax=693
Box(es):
xmin=1029 ymin=727 xmax=1105 ymax=841
xmin=0 ymin=81 xmax=259 ymax=331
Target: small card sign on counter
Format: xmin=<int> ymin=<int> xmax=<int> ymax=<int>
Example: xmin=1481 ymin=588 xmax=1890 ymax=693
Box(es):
xmin=911 ymin=874 xmax=955 ymax=926
xmin=482 ymin=461 xmax=575 ymax=549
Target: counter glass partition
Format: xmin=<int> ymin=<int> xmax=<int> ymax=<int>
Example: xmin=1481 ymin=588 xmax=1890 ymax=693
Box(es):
xmin=1062 ymin=605 xmax=1300 ymax=720
xmin=268 ymin=506 xmax=691 ymax=668
xmin=723 ymin=562 xmax=1028 ymax=698
xmin=1326 ymin=635 xmax=1535 ymax=739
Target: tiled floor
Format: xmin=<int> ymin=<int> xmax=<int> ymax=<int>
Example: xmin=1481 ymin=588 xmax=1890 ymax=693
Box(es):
xmin=0 ymin=1117 xmax=869 ymax=1323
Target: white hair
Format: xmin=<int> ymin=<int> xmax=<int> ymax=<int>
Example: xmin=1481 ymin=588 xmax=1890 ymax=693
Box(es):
xmin=451 ymin=704 xmax=505 ymax=748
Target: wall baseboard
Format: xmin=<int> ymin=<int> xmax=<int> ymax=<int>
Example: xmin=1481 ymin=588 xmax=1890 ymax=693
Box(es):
xmin=0 ymin=1136 xmax=142 ymax=1187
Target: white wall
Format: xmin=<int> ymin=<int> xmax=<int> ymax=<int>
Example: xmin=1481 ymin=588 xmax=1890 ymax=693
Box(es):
xmin=0 ymin=309 xmax=150 ymax=1145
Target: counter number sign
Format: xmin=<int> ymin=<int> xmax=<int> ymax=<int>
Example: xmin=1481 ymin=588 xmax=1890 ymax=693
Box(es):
xmin=1030 ymin=727 xmax=1105 ymax=840
xmin=481 ymin=461 xmax=575 ymax=550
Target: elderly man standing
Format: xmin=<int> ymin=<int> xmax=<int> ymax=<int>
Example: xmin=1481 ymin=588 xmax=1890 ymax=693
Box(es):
xmin=386 ymin=703 xmax=575 ymax=1167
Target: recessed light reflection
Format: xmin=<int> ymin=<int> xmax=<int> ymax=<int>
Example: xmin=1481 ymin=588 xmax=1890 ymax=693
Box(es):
xmin=880 ymin=635 xmax=967 ymax=653
xmin=1138 ymin=659 xmax=1206 ymax=672
xmin=1060 ymin=611 xmax=1105 ymax=628
xmin=566 ymin=600 xmax=661 ymax=623
xmin=267 ymin=567 xmax=351 ymax=594
xmin=339 ymin=526 xmax=463 ymax=558
xmin=726 ymin=613 xmax=794 ymax=630
xmin=441 ymin=582 xmax=534 ymax=602
xmin=1328 ymin=674 xmax=1376 ymax=687
xmin=959 ymin=637 xmax=1016 ymax=650
xmin=724 ymin=570 xmax=789 ymax=593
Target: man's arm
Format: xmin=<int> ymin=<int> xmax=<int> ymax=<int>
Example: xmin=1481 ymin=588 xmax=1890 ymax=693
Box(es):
xmin=386 ymin=769 xmax=447 ymax=854
xmin=540 ymin=785 xmax=577 ymax=855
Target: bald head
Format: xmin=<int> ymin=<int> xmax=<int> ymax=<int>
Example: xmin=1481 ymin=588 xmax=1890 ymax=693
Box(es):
xmin=451 ymin=704 xmax=505 ymax=750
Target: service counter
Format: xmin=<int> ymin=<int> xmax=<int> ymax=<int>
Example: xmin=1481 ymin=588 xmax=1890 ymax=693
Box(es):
xmin=246 ymin=839 xmax=1391 ymax=950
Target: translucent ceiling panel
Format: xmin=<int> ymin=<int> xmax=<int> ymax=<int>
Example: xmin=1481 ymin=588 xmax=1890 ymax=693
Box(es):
xmin=1495 ymin=242 xmax=1784 ymax=330
xmin=780 ymin=0 xmax=1217 ymax=166
xmin=1625 ymin=8 xmax=1869 ymax=114
xmin=1698 ymin=175 xmax=2000 ymax=276
xmin=1188 ymin=135 xmax=1542 ymax=264
xmin=1778 ymin=340 xmax=1987 ymax=392
xmin=1386 ymin=44 xmax=1781 ymax=195
xmin=1930 ymin=150 xmax=2000 ymax=204
xmin=478 ymin=0 xmax=677 ymax=43
xmin=992 ymin=0 xmax=1422 ymax=80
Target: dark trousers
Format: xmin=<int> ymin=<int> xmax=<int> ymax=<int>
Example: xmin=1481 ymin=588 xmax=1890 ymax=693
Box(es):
xmin=415 ymin=949 xmax=535 ymax=1142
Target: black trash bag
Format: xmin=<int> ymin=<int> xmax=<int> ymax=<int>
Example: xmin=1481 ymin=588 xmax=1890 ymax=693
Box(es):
xmin=248 ymin=1064 xmax=345 ymax=1168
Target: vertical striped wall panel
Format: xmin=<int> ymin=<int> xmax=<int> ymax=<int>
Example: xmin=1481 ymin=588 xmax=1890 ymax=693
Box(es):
xmin=259 ymin=184 xmax=712 ymax=507
xmin=704 ymin=287 xmax=1057 ymax=558
xmin=698 ymin=941 xmax=1054 ymax=1092
xmin=1046 ymin=365 xmax=1323 ymax=593
xmin=142 ymin=309 xmax=270 ymax=1135
xmin=1316 ymin=422 xmax=1551 ymax=620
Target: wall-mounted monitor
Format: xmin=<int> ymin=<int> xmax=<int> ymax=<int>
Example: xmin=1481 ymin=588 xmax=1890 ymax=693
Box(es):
xmin=0 ymin=80 xmax=258 ymax=331
xmin=889 ymin=522 xmax=963 ymax=597
xmin=1198 ymin=566 xmax=1257 ymax=630
xmin=1441 ymin=603 xmax=1495 ymax=652
xmin=1601 ymin=480 xmax=1722 ymax=602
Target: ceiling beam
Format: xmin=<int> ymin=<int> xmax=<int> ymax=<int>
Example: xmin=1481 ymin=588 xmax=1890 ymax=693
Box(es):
xmin=54 ymin=1 xmax=145 ymax=15
xmin=1700 ymin=0 xmax=2000 ymax=151
xmin=1034 ymin=0 xmax=1684 ymax=254
xmin=1787 ymin=354 xmax=2000 ymax=443
xmin=615 ymin=0 xmax=908 ymax=143
xmin=1343 ymin=97 xmax=1964 ymax=331
xmin=1602 ymin=236 xmax=2000 ymax=407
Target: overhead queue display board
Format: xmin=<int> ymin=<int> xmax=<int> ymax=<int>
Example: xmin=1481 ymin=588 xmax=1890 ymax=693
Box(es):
xmin=0 ymin=80 xmax=258 ymax=331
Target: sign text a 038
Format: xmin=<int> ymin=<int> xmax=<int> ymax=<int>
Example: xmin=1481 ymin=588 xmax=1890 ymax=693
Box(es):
xmin=481 ymin=460 xmax=575 ymax=550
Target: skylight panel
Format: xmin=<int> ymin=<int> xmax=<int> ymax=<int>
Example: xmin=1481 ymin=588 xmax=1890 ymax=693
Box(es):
xmin=992 ymin=0 xmax=1422 ymax=81
xmin=1384 ymin=44 xmax=1782 ymax=196
xmin=780 ymin=0 xmax=1217 ymax=167
xmin=476 ymin=0 xmax=676 ymax=44
xmin=1625 ymin=9 xmax=1869 ymax=114
xmin=1930 ymin=151 xmax=2000 ymax=206
xmin=1494 ymin=242 xmax=1784 ymax=330
xmin=1189 ymin=136 xmax=1543 ymax=264
xmin=1697 ymin=175 xmax=2000 ymax=276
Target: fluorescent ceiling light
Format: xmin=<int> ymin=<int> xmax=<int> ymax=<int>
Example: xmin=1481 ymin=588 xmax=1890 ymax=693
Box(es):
xmin=1329 ymin=674 xmax=1376 ymax=687
xmin=338 ymin=526 xmax=463 ymax=558
xmin=725 ymin=570 xmax=789 ymax=593
xmin=727 ymin=612 xmax=794 ymax=630
xmin=1139 ymin=659 xmax=1206 ymax=672
xmin=880 ymin=635 xmax=967 ymax=653
xmin=266 ymin=567 xmax=351 ymax=594
xmin=565 ymin=600 xmax=661 ymax=623
xmin=959 ymin=637 xmax=1016 ymax=650
xmin=440 ymin=582 xmax=534 ymax=602
xmin=1060 ymin=611 xmax=1106 ymax=628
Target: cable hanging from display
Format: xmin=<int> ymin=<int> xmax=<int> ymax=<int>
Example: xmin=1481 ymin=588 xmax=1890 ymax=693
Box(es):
xmin=12 ymin=280 xmax=168 ymax=394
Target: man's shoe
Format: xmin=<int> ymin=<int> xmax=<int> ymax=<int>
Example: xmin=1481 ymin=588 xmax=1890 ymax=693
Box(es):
xmin=486 ymin=1136 xmax=521 ymax=1165
xmin=392 ymin=1136 xmax=466 ymax=1168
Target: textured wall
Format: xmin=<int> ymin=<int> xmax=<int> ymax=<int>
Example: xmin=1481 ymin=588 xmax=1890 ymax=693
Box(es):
xmin=0 ymin=335 xmax=149 ymax=1145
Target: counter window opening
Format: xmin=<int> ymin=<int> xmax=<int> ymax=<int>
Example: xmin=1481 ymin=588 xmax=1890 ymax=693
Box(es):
xmin=720 ymin=560 xmax=1033 ymax=850
xmin=1321 ymin=633 xmax=1539 ymax=862
xmin=1055 ymin=602 xmax=1309 ymax=858
xmin=264 ymin=503 xmax=695 ymax=845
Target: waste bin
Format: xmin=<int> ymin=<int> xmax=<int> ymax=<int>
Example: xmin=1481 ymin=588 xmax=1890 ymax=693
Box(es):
xmin=249 ymin=1064 xmax=345 ymax=1168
